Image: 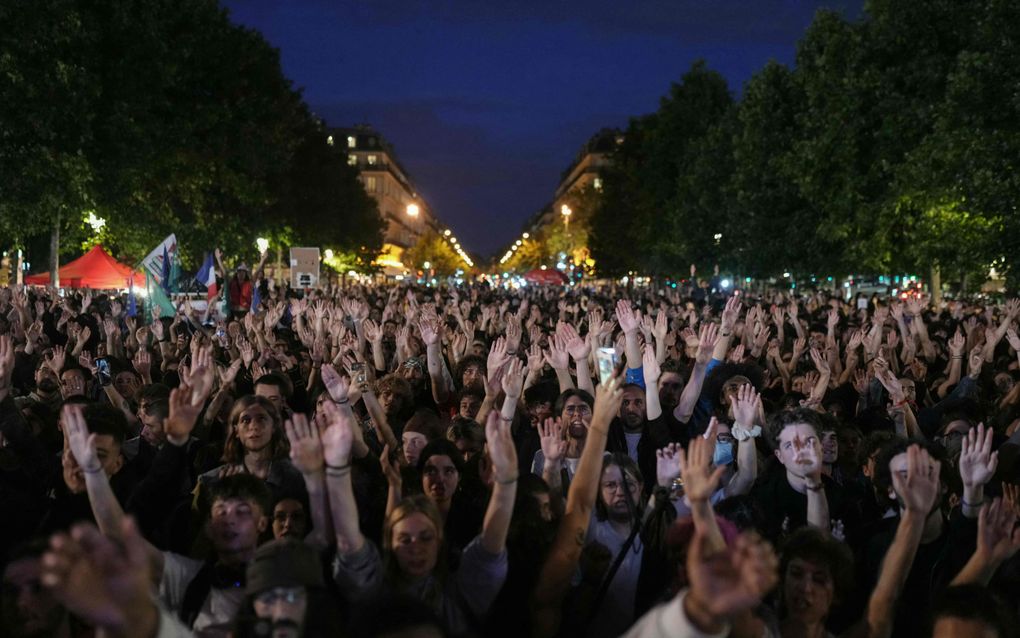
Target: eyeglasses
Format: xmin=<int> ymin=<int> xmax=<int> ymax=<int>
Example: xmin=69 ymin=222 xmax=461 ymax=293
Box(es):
xmin=564 ymin=405 xmax=592 ymax=415
xmin=254 ymin=586 xmax=305 ymax=606
xmin=716 ymin=434 xmax=736 ymax=444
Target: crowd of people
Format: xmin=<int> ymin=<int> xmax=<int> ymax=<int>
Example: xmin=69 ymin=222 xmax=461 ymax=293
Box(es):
xmin=1 ymin=270 xmax=1019 ymax=638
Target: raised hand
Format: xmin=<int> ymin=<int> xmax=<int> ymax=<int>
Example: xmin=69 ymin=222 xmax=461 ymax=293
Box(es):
xmin=727 ymin=343 xmax=745 ymax=364
xmin=417 ymin=315 xmax=440 ymax=347
xmin=678 ymin=418 xmax=727 ymax=501
xmin=559 ymin=322 xmax=590 ymax=361
xmin=285 ymin=413 xmax=325 ymax=476
xmin=64 ymin=404 xmax=102 ymax=474
xmin=892 ymin=445 xmax=941 ymax=515
xmin=1006 ymin=328 xmax=1020 ymax=352
xmin=732 ymin=384 xmax=760 ymax=429
xmin=809 ymin=347 xmax=830 ymax=376
xmin=949 ymin=329 xmax=966 ymax=357
xmin=488 ymin=336 xmax=511 ymax=372
xmin=49 ymin=344 xmax=67 ymax=373
xmin=656 ymin=442 xmax=683 ymax=488
xmin=379 ymin=444 xmax=403 ymax=486
xmin=696 ymin=322 xmax=719 ymax=364
xmin=319 ymin=400 xmax=354 ymax=467
xmin=685 ymin=528 xmax=779 ymax=628
xmin=652 ymin=310 xmax=669 ymax=340
xmin=506 ymin=320 xmax=522 ymax=353
xmin=320 ymin=364 xmax=351 ymax=404
xmin=721 ymin=296 xmax=743 ymax=334
xmin=960 ymin=423 xmax=999 ymax=489
xmin=527 ymin=344 xmax=544 ymax=374
xmin=186 ymin=345 xmax=215 ymax=403
xmin=875 ymin=366 xmax=906 ymax=404
xmin=484 ymin=408 xmax=518 ymax=483
xmin=132 ymin=349 xmax=151 ymax=379
xmin=164 ymin=384 xmax=201 ymax=446
xmin=539 ymin=418 xmax=567 ymax=464
xmin=642 ymin=343 xmax=661 ymax=386
xmin=968 ymin=346 xmax=984 ymax=378
xmin=975 ymin=498 xmax=1020 ymax=565
xmin=501 ymin=357 xmax=525 ymax=400
xmin=362 ymin=318 xmax=383 ymax=344
xmin=543 ymin=333 xmax=570 ymax=370
xmin=615 ymin=299 xmax=639 ymax=334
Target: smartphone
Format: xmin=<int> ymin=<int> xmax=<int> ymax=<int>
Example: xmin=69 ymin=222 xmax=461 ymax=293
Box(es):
xmin=351 ymin=362 xmax=367 ymax=385
xmin=95 ymin=357 xmax=112 ymax=387
xmin=595 ymin=347 xmax=619 ymax=387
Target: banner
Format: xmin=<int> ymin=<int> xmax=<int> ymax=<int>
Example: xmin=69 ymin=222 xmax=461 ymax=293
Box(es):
xmin=290 ymin=247 xmax=320 ymax=289
xmin=139 ymin=234 xmax=177 ymax=288
xmin=145 ymin=271 xmax=176 ymax=321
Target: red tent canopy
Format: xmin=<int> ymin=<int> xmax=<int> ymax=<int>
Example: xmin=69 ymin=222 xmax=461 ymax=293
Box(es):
xmin=25 ymin=245 xmax=143 ymax=289
xmin=523 ymin=268 xmax=569 ymax=285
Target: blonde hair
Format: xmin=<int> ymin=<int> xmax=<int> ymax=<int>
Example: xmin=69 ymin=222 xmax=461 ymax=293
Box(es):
xmin=382 ymin=495 xmax=447 ymax=582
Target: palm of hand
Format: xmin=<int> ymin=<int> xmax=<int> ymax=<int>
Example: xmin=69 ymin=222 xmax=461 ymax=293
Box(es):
xmin=291 ymin=439 xmax=324 ymax=474
xmin=656 ymin=454 xmax=681 ymax=486
xmin=321 ymin=423 xmax=352 ymax=466
xmin=960 ymin=452 xmax=994 ymax=487
xmin=566 ymin=337 xmax=589 ymax=359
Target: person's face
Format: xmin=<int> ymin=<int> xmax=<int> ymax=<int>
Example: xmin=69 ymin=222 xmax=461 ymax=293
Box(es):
xmin=207 ymin=498 xmax=267 ymax=556
xmin=390 ymin=512 xmax=441 ymax=580
xmin=600 ymin=464 xmax=642 ymax=522
xmin=421 ymin=454 xmax=459 ymax=504
xmin=2 ymin=556 xmax=69 ymax=638
xmin=235 ymin=405 xmax=274 ymax=453
xmin=272 ymin=499 xmax=308 ymax=540
xmin=791 ymin=376 xmax=806 ymax=395
xmin=253 ymin=586 xmax=307 ymax=638
xmin=383 ymin=321 xmax=397 ymax=338
xmin=619 ymin=387 xmax=646 ymax=430
xmin=59 ymin=369 xmax=86 ymax=399
xmin=470 ymin=342 xmax=486 ymax=357
xmin=458 ymin=395 xmax=482 ymax=420
xmin=657 ymin=372 xmax=683 ymax=409
xmin=900 ymin=378 xmax=917 ymax=403
xmin=534 ymin=491 xmax=553 ymax=522
xmin=462 ymin=364 xmax=484 ymax=390
xmin=932 ymin=616 xmax=998 ymax=638
xmin=783 ymin=557 xmax=835 ymax=624
xmin=113 ymin=371 xmax=139 ymax=399
xmin=402 ymin=432 xmax=428 ymax=466
xmin=379 ymin=389 xmax=402 ymax=416
xmin=401 ymin=365 xmax=424 ymax=387
xmin=562 ymin=396 xmax=592 ymax=440
xmin=33 ymin=364 xmax=58 ymax=394
xmin=255 ymin=384 xmax=284 ymax=412
xmin=774 ymin=424 xmax=822 ymax=478
xmin=452 ymin=436 xmax=480 ymax=461
xmin=887 ymin=451 xmax=943 ymax=512
xmin=527 ymin=400 xmax=553 ymax=427
xmin=994 ymin=373 xmax=1014 ymax=396
xmin=820 ymin=430 xmax=839 ymax=465
xmin=837 ymin=430 xmax=861 ymax=464
xmin=61 ymin=433 xmax=123 ymax=494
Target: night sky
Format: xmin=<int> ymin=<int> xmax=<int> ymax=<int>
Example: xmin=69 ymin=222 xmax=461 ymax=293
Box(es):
xmin=222 ymin=1 xmax=864 ymax=257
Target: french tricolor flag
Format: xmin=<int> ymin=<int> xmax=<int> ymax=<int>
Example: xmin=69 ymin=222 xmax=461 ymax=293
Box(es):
xmin=195 ymin=252 xmax=218 ymax=302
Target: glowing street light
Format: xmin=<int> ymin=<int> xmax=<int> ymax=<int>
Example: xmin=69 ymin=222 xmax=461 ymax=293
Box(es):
xmin=423 ymin=261 xmax=431 ymax=270
xmin=324 ymin=249 xmax=334 ymax=260
xmin=256 ymin=237 xmax=269 ymax=254
xmin=444 ymin=229 xmax=451 ymax=236
xmin=86 ymin=212 xmax=106 ymax=232
xmin=406 ymin=203 xmax=420 ymax=217
xmin=522 ymin=232 xmax=530 ymax=239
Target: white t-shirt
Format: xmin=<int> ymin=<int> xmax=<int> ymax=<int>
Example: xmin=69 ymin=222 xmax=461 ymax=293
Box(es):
xmin=159 ymin=552 xmax=245 ymax=634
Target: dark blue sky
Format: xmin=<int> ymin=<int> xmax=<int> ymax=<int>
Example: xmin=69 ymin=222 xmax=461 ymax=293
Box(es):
xmin=223 ymin=1 xmax=863 ymax=257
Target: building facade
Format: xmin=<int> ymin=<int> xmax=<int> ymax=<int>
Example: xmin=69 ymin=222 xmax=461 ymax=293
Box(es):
xmin=327 ymin=125 xmax=440 ymax=274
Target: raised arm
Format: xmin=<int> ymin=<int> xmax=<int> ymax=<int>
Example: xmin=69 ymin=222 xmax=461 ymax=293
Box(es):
xmin=418 ymin=313 xmax=449 ymax=405
xmin=480 ymin=409 xmax=519 ymax=554
xmin=320 ymin=400 xmax=365 ymax=556
xmin=284 ymin=413 xmax=332 ymax=550
xmin=562 ymin=322 xmax=595 ymax=396
xmin=857 ymin=445 xmax=940 ymax=638
xmin=958 ymin=423 xmax=998 ymax=519
xmin=641 ymin=343 xmax=663 ymax=421
xmin=532 ymin=375 xmax=624 ymax=638
xmin=951 ymin=498 xmax=1020 ymax=586
xmin=727 ymin=385 xmax=761 ymax=497
xmin=615 ymin=300 xmax=643 ymax=371
xmin=712 ymin=297 xmax=742 ymax=362
xmin=674 ymin=322 xmax=719 ymax=424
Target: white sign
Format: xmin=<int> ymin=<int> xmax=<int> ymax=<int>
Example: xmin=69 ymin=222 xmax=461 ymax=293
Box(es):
xmin=139 ymin=234 xmax=177 ymax=285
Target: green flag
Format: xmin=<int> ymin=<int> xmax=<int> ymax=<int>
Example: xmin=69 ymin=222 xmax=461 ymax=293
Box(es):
xmin=146 ymin=270 xmax=176 ymax=321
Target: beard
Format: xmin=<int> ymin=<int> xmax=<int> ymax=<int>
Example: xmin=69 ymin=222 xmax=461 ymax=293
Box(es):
xmin=37 ymin=378 xmax=59 ymax=393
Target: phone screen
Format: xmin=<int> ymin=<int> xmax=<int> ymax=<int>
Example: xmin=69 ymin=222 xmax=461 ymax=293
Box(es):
xmin=95 ymin=357 xmax=112 ymax=387
xmin=595 ymin=348 xmax=619 ymax=387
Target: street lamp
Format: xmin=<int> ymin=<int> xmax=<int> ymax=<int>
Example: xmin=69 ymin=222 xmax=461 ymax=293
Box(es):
xmin=522 ymin=232 xmax=529 ymax=239
xmin=256 ymin=237 xmax=269 ymax=254
xmin=423 ymin=261 xmax=431 ymax=270
xmin=561 ymin=205 xmax=572 ymax=230
xmin=406 ymin=203 xmax=420 ymax=218
xmin=324 ymin=249 xmax=334 ymax=260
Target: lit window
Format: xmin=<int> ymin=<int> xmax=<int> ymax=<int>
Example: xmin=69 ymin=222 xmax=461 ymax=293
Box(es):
xmin=365 ymin=176 xmax=377 ymax=192
xmin=347 ymin=155 xmax=357 ymax=166
xmin=326 ymin=135 xmax=334 ymax=146
xmin=347 ymin=136 xmax=357 ymax=149
xmin=367 ymin=155 xmax=378 ymax=165
xmin=593 ymin=177 xmax=603 ymax=191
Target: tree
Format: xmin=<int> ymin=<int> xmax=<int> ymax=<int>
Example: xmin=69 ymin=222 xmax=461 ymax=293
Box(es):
xmin=403 ymin=231 xmax=462 ymax=277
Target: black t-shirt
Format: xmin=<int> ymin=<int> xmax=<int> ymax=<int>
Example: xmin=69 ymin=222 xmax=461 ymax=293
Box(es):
xmin=750 ymin=467 xmax=849 ymax=544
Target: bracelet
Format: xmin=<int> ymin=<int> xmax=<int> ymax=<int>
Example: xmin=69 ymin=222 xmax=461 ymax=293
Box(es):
xmin=496 ymin=475 xmax=519 ymax=485
xmin=336 ymin=398 xmax=350 ymax=405
xmin=804 ymin=481 xmax=824 ymax=492
xmin=325 ymin=462 xmax=350 ymax=471
xmin=82 ymin=465 xmax=104 ymax=475
xmin=326 ymin=466 xmax=351 ymax=477
xmin=952 ymin=356 xmax=964 ymax=360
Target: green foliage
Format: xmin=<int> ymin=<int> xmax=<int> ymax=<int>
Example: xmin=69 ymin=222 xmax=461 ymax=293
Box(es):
xmin=403 ymin=231 xmax=463 ymax=277
xmin=0 ymin=0 xmax=382 ymax=271
xmin=587 ymin=1 xmax=1019 ymax=289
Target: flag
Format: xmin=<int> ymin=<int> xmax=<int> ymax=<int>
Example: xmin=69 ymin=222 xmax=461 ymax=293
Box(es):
xmin=160 ymin=245 xmax=171 ymax=295
xmin=250 ymin=281 xmax=262 ymax=315
xmin=146 ymin=271 xmax=176 ymax=320
xmin=127 ymin=276 xmax=137 ymax=317
xmin=195 ymin=252 xmax=218 ymax=302
xmin=139 ymin=234 xmax=177 ymax=288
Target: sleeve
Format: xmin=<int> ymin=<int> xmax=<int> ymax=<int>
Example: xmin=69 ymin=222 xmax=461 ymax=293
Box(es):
xmin=531 ymin=449 xmax=546 ymax=477
xmin=332 ymin=540 xmax=384 ymax=599
xmin=626 ymin=366 xmax=646 ymax=389
xmin=622 ymin=590 xmax=731 ymax=638
xmin=451 ymin=535 xmax=508 ymax=619
xmin=155 ymin=603 xmax=197 ymax=638
xmin=158 ymin=553 xmax=203 ymax=614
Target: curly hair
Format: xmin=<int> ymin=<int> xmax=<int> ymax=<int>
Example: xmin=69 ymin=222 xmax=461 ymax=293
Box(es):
xmin=765 ymin=407 xmax=827 ymax=451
